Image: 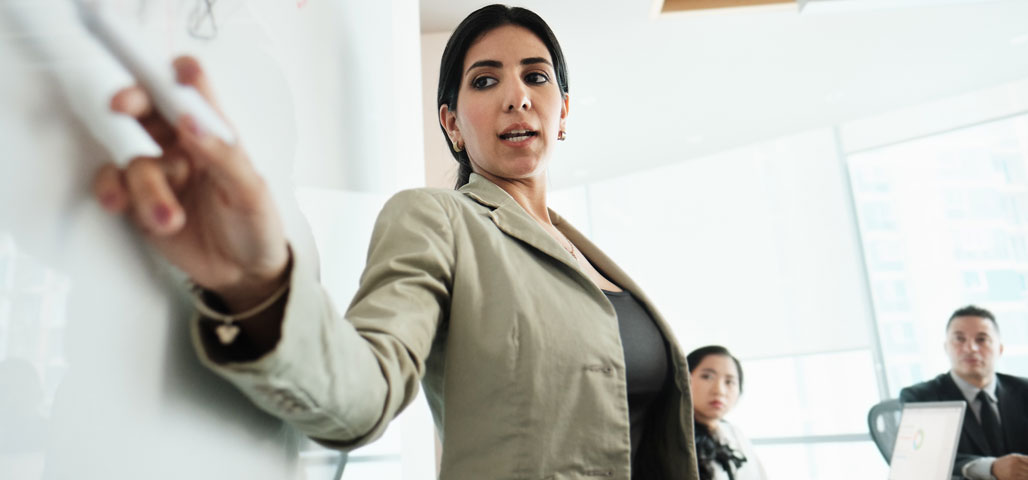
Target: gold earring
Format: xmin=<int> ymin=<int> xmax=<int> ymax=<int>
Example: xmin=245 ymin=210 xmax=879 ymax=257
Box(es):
xmin=558 ymin=130 xmax=566 ymax=141
xmin=453 ymin=141 xmax=463 ymax=152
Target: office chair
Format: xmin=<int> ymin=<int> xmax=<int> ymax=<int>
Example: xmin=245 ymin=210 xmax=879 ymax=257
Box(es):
xmin=867 ymin=398 xmax=903 ymax=463
xmin=333 ymin=451 xmax=348 ymax=480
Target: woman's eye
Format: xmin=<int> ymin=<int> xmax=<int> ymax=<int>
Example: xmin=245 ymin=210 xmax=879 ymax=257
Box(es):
xmin=525 ymin=72 xmax=549 ymax=84
xmin=472 ymin=76 xmax=497 ymax=89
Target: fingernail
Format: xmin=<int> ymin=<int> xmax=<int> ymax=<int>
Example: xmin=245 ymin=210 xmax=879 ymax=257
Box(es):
xmin=181 ymin=115 xmax=205 ymax=138
xmin=175 ymin=59 xmax=199 ymax=83
xmin=153 ymin=204 xmax=172 ymax=225
xmin=100 ymin=192 xmax=118 ymax=208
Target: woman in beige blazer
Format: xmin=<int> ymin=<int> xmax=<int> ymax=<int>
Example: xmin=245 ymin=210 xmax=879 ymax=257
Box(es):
xmin=93 ymin=5 xmax=698 ymax=479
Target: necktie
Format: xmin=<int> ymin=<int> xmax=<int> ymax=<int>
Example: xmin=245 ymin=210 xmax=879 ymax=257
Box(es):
xmin=977 ymin=390 xmax=1006 ymax=456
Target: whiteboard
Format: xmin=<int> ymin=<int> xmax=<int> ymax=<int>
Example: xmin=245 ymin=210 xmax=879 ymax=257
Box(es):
xmin=0 ymin=1 xmax=344 ymax=478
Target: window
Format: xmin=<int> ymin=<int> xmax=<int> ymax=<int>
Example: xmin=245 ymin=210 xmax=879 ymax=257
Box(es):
xmin=729 ymin=350 xmax=887 ymax=479
xmin=847 ymin=114 xmax=1028 ymax=397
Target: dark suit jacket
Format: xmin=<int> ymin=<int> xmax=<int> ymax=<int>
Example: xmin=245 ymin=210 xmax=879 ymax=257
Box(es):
xmin=899 ymin=372 xmax=1028 ymax=477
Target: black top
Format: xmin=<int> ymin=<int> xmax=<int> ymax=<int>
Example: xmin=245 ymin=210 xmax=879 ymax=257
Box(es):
xmin=604 ymin=289 xmax=670 ymax=471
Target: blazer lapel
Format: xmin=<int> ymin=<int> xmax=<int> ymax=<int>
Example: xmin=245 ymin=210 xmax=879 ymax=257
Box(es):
xmin=459 ymin=174 xmax=583 ymax=275
xmin=553 ymin=211 xmax=690 ymax=374
xmin=941 ymin=374 xmax=993 ymax=455
xmin=996 ymin=377 xmax=1025 ymax=453
xmin=459 ymin=174 xmax=688 ymax=375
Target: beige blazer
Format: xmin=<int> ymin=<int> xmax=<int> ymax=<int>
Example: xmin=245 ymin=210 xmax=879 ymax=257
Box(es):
xmin=193 ymin=173 xmax=699 ymax=480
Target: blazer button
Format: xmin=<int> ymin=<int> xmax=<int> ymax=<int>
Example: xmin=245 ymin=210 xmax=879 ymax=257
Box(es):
xmin=270 ymin=391 xmax=288 ymax=405
xmin=285 ymin=401 xmax=307 ymax=414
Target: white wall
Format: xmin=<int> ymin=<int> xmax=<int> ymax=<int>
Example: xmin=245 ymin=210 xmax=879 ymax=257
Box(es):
xmin=421 ymin=32 xmax=456 ymax=189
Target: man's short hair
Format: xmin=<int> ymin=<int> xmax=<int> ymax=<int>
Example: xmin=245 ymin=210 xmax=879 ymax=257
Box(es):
xmin=946 ymin=305 xmax=1000 ymax=334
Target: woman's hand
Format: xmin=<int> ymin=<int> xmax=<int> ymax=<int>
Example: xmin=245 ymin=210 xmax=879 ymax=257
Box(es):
xmin=92 ymin=56 xmax=290 ymax=311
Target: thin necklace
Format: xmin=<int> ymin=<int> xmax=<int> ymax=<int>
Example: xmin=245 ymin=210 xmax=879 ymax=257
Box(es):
xmin=554 ymin=228 xmax=578 ymax=260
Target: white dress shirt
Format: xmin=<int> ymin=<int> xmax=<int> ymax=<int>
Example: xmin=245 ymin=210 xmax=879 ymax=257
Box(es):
xmin=950 ymin=371 xmax=1001 ymax=480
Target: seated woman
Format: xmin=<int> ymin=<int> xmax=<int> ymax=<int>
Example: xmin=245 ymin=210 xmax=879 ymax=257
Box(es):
xmin=687 ymin=345 xmax=768 ymax=480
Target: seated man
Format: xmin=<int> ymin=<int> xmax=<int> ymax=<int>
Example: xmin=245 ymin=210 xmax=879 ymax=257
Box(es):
xmin=900 ymin=305 xmax=1028 ymax=480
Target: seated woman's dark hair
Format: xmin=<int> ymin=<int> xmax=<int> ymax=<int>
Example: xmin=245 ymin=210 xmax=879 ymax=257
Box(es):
xmin=436 ymin=4 xmax=570 ymax=189
xmin=687 ymin=345 xmax=747 ymax=480
xmin=686 ymin=345 xmax=743 ymax=393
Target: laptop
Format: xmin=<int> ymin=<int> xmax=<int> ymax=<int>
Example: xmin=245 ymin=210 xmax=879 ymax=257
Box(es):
xmin=888 ymin=401 xmax=966 ymax=480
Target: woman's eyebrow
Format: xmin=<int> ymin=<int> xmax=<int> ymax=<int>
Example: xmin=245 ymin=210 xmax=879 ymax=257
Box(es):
xmin=465 ymin=57 xmax=553 ymax=76
xmin=521 ymin=57 xmax=551 ymax=67
xmin=465 ymin=59 xmax=502 ymax=75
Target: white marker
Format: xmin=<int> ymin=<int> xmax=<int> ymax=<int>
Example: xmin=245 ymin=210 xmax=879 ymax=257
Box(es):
xmin=74 ymin=0 xmax=236 ymax=145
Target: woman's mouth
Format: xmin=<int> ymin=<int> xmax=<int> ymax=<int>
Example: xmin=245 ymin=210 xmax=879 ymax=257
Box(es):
xmin=498 ymin=129 xmax=538 ymax=143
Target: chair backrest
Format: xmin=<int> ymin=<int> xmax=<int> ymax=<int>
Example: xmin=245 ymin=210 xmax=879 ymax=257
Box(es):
xmin=867 ymin=398 xmax=903 ymax=463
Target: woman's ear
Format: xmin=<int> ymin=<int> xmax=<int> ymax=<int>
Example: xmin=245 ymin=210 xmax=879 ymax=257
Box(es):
xmin=439 ymin=104 xmax=462 ymax=147
xmin=559 ymin=93 xmax=570 ymax=134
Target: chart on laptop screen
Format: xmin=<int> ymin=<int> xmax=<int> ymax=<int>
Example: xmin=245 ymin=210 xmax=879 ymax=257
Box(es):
xmin=888 ymin=403 xmax=965 ymax=480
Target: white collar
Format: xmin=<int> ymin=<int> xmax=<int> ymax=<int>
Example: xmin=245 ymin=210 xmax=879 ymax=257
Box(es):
xmin=950 ymin=370 xmax=998 ymax=404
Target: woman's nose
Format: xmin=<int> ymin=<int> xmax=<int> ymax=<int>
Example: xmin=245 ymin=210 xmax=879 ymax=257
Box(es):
xmin=504 ymin=82 xmax=531 ymax=111
xmin=506 ymin=98 xmax=530 ymax=111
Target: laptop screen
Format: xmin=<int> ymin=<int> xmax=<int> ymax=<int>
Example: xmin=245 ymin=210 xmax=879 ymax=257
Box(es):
xmin=888 ymin=401 xmax=966 ymax=480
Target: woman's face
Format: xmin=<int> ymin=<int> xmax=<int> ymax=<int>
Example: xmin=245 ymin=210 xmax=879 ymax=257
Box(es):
xmin=440 ymin=25 xmax=568 ymax=184
xmin=690 ymin=354 xmax=741 ymax=427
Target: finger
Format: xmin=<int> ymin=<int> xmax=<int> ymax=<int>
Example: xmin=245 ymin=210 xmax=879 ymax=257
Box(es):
xmin=111 ymin=86 xmax=153 ymax=118
xmin=163 ymin=146 xmax=192 ymax=192
xmin=124 ymin=157 xmax=186 ymax=235
xmin=171 ymin=57 xmax=259 ymax=200
xmin=112 ymin=87 xmax=177 ymax=145
xmin=93 ymin=163 xmax=130 ymax=213
xmin=176 ymin=114 xmax=261 ymax=199
xmin=139 ymin=113 xmax=177 ymax=146
xmin=173 ymin=56 xmax=224 ymax=114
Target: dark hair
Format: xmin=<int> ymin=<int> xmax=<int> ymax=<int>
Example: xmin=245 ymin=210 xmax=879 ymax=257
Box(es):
xmin=437 ymin=4 xmax=570 ymax=189
xmin=694 ymin=421 xmax=747 ymax=480
xmin=686 ymin=345 xmax=744 ymax=394
xmin=947 ymin=305 xmax=999 ymax=334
